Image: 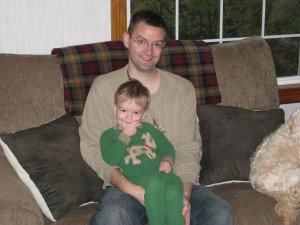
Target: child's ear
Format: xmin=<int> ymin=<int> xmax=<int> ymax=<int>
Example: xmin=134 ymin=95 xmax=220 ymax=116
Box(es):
xmin=142 ymin=111 xmax=147 ymax=120
xmin=113 ymin=106 xmax=117 ymax=116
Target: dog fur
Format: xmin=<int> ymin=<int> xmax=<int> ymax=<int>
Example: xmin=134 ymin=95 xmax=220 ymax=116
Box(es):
xmin=250 ymin=109 xmax=300 ymax=225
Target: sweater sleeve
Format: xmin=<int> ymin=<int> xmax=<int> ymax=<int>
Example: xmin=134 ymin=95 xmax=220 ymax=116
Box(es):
xmin=100 ymin=129 xmax=128 ymax=166
xmin=79 ymin=70 xmax=127 ymax=184
xmin=173 ymin=82 xmax=202 ymax=184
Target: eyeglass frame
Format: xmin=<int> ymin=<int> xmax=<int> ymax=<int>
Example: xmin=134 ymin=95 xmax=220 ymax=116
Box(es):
xmin=130 ymin=37 xmax=166 ymax=50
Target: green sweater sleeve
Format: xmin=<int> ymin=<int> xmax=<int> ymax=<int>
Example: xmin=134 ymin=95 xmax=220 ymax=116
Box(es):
xmin=100 ymin=128 xmax=128 ymax=166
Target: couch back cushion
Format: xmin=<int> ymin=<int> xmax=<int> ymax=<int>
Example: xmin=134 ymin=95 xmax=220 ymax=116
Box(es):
xmin=211 ymin=36 xmax=280 ymax=110
xmin=0 ymin=54 xmax=65 ymax=133
xmin=52 ymin=40 xmax=220 ymax=116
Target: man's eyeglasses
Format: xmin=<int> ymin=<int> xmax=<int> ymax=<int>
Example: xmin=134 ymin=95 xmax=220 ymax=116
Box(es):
xmin=131 ymin=37 xmax=165 ymax=50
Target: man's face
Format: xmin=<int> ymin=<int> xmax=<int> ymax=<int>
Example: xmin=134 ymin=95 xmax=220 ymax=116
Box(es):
xmin=124 ymin=22 xmax=165 ymax=73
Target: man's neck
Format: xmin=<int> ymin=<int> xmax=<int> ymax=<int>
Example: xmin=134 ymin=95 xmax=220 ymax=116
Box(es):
xmin=127 ymin=66 xmax=160 ymax=94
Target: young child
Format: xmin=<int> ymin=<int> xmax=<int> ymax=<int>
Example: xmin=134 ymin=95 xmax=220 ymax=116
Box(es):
xmin=100 ymin=79 xmax=184 ymax=225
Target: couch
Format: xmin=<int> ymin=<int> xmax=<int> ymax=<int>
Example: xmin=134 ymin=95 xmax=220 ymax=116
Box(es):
xmin=0 ymin=36 xmax=287 ymax=225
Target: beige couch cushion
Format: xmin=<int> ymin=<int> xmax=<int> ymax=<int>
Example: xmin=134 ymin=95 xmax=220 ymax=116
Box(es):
xmin=211 ymin=36 xmax=280 ymax=110
xmin=0 ymin=54 xmax=66 ymax=225
xmin=0 ymin=146 xmax=44 ymax=225
xmin=0 ymin=54 xmax=65 ymax=133
xmin=44 ymin=203 xmax=97 ymax=225
xmin=209 ymin=182 xmax=283 ymax=225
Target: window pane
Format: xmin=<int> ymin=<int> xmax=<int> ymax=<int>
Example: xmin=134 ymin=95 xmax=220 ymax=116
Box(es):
xmin=265 ymin=0 xmax=300 ymax=35
xmin=179 ymin=0 xmax=219 ymax=39
xmin=130 ymin=1 xmax=300 ymax=78
xmin=223 ymin=0 xmax=261 ymax=38
xmin=267 ymin=38 xmax=299 ymax=77
xmin=130 ymin=0 xmax=176 ymax=39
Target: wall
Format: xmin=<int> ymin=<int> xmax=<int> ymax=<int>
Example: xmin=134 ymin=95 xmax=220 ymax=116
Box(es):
xmin=0 ymin=0 xmax=110 ymax=54
xmin=1 ymin=0 xmax=298 ymax=119
xmin=280 ymin=103 xmax=300 ymax=121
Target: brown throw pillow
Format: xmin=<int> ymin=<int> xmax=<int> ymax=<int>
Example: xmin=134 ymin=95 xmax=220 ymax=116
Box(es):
xmin=197 ymin=105 xmax=284 ymax=186
xmin=0 ymin=115 xmax=103 ymax=221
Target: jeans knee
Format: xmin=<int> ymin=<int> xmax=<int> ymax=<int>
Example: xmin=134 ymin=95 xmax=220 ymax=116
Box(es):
xmin=91 ymin=202 xmax=126 ymax=223
xmin=91 ymin=201 xmax=143 ymax=225
xmin=90 ymin=187 xmax=147 ymax=225
xmin=191 ymin=201 xmax=233 ymax=225
xmin=218 ymin=201 xmax=234 ymax=222
xmin=190 ymin=185 xmax=234 ymax=225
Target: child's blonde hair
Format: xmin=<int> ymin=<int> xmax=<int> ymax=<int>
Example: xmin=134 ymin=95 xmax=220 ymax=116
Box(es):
xmin=114 ymin=79 xmax=150 ymax=110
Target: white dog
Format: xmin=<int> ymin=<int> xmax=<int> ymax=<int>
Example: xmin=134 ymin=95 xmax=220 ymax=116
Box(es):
xmin=250 ymin=109 xmax=300 ymax=225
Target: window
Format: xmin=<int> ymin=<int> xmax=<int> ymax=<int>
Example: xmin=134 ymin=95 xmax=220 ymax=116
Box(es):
xmin=129 ymin=0 xmax=300 ymax=83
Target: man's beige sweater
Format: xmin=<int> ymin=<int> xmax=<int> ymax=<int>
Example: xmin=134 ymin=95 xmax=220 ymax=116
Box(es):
xmin=79 ymin=66 xmax=202 ymax=186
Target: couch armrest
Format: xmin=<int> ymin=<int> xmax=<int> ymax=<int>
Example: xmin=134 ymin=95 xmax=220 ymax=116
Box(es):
xmin=0 ymin=147 xmax=44 ymax=225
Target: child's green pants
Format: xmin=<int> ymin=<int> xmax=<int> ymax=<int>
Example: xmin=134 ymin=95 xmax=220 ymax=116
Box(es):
xmin=132 ymin=171 xmax=184 ymax=225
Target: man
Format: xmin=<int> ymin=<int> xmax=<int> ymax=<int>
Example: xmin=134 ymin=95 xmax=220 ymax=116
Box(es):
xmin=79 ymin=9 xmax=233 ymax=225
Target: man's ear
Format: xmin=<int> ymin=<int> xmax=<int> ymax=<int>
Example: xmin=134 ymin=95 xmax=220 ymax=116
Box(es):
xmin=123 ymin=32 xmax=130 ymax=48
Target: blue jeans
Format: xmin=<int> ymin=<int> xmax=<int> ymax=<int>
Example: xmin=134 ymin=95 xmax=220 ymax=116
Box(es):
xmin=90 ymin=184 xmax=233 ymax=225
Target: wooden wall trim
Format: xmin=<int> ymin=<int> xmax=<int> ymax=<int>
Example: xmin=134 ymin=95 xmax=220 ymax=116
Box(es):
xmin=279 ymin=84 xmax=300 ymax=104
xmin=111 ymin=0 xmax=127 ymax=41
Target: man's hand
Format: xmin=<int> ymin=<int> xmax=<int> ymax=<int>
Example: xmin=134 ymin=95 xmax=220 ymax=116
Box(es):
xmin=182 ymin=182 xmax=193 ymax=225
xmin=182 ymin=195 xmax=191 ymax=225
xmin=110 ymin=168 xmax=145 ymax=205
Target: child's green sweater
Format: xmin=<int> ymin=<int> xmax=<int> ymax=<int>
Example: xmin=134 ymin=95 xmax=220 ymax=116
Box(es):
xmin=100 ymin=122 xmax=175 ymax=179
xmin=101 ymin=122 xmax=184 ymax=225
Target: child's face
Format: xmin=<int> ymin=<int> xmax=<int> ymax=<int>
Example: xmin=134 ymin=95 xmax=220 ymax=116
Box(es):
xmin=114 ymin=100 xmax=146 ymax=126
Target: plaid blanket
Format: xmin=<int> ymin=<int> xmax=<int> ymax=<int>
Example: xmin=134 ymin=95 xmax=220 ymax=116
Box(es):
xmin=52 ymin=40 xmax=221 ymax=116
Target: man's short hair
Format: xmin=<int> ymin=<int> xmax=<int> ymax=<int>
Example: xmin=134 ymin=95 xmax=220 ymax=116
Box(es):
xmin=128 ymin=10 xmax=167 ymax=38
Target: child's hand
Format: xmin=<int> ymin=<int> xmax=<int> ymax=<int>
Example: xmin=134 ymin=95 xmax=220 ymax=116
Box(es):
xmin=120 ymin=120 xmax=141 ymax=136
xmin=159 ymin=158 xmax=173 ymax=173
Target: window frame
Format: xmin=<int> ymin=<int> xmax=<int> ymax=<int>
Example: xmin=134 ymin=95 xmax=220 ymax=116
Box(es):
xmin=110 ymin=0 xmax=300 ymax=103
